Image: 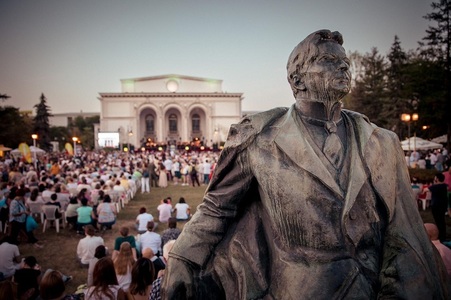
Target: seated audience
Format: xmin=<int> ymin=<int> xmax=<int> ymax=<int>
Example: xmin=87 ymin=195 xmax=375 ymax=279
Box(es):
xmin=161 ymin=218 xmax=181 ymax=248
xmin=149 ymin=240 xmax=176 ymax=300
xmin=77 ymin=225 xmax=104 ymax=267
xmin=0 ymin=236 xmax=21 ymax=280
xmin=44 ymin=193 xmax=62 ymax=219
xmin=76 ymin=198 xmax=95 ymax=233
xmin=65 ymin=197 xmax=80 ymax=230
xmin=13 ymin=256 xmax=41 ymax=300
xmin=142 ymin=247 xmax=165 ymax=277
xmin=140 ymin=221 xmax=162 ymax=257
xmin=157 ymin=199 xmax=172 ymax=223
xmin=39 ymin=270 xmax=76 ymax=300
xmin=87 ymin=245 xmax=107 ymax=287
xmin=127 ymin=258 xmax=155 ymax=300
xmin=26 ymin=188 xmax=44 ymax=205
xmin=85 ymin=257 xmax=126 ymax=300
xmin=173 ymin=197 xmax=190 ymax=221
xmin=136 ymin=207 xmax=154 ymax=234
xmin=113 ymin=242 xmax=135 ymax=293
xmin=425 ymin=223 xmax=451 ymax=276
xmin=0 ymin=281 xmax=18 ymax=299
xmin=96 ymin=194 xmax=117 ymax=230
xmin=113 ymin=227 xmax=137 ymax=261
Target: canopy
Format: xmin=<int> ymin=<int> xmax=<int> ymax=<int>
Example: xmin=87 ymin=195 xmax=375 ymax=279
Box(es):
xmin=431 ymin=134 xmax=447 ymax=144
xmin=11 ymin=145 xmax=46 ymax=154
xmin=401 ymin=137 xmax=443 ymax=151
xmin=0 ymin=145 xmax=12 ymax=151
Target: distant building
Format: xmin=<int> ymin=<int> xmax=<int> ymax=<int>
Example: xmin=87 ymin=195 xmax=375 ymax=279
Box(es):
xmin=49 ymin=112 xmax=99 ymax=127
xmin=97 ymin=74 xmax=243 ymax=149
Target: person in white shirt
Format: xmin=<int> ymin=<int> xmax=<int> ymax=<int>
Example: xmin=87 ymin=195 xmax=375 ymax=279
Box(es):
xmin=0 ymin=236 xmax=20 ymax=279
xmin=174 ymin=197 xmax=190 ymax=221
xmin=157 ymin=199 xmax=172 ymax=223
xmin=77 ymin=225 xmax=105 ymax=266
xmin=139 ymin=221 xmax=162 ymax=256
xmin=202 ymin=160 xmax=212 ymax=185
xmin=77 ymin=177 xmax=92 ymax=193
xmin=136 ymin=207 xmax=154 ymax=234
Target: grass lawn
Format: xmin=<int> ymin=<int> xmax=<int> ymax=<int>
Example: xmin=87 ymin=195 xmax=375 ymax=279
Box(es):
xmin=1 ymin=183 xmax=450 ymax=294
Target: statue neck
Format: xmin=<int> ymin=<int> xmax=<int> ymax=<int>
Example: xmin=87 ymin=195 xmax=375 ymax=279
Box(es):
xmin=295 ymin=99 xmax=342 ymax=123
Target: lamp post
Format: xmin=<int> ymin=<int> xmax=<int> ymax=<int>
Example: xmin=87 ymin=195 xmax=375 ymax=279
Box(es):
xmin=72 ymin=137 xmax=78 ymax=156
xmin=127 ymin=130 xmax=133 ymax=152
xmin=31 ymin=134 xmax=38 ymax=169
xmin=401 ymin=113 xmax=419 ymax=152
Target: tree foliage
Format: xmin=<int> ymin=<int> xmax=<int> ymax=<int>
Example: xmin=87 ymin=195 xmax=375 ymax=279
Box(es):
xmin=33 ymin=93 xmax=53 ymax=151
xmin=0 ymin=106 xmax=33 ymax=148
xmin=345 ymin=48 xmax=388 ymax=127
xmin=420 ymin=0 xmax=451 ymax=149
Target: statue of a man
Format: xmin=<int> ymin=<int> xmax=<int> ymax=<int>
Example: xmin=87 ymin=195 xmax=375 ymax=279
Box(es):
xmin=163 ymin=29 xmax=449 ymax=299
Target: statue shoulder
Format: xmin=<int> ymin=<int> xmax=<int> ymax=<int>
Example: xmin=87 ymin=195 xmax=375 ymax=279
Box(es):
xmin=225 ymin=107 xmax=289 ymax=149
xmin=342 ymin=109 xmax=371 ymax=125
xmin=343 ymin=109 xmax=399 ymax=143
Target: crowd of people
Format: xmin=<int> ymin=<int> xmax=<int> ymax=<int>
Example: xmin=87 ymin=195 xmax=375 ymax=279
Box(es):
xmin=0 ymin=148 xmax=212 ymax=299
xmin=406 ymin=148 xmax=450 ymax=171
xmin=1 ymin=142 xmax=451 ymax=298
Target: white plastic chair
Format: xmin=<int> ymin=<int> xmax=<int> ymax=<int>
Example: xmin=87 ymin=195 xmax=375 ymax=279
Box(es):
xmin=42 ymin=205 xmax=62 ymax=233
xmin=28 ymin=202 xmax=45 ymax=224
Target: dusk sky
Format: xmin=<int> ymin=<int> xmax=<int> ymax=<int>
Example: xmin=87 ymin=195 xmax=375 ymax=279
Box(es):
xmin=1 ymin=0 xmax=432 ymax=114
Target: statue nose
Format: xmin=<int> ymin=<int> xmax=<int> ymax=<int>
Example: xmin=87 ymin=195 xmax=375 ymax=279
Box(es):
xmin=338 ymin=60 xmax=349 ymax=71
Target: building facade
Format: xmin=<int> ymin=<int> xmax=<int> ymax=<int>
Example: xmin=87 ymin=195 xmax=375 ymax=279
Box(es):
xmin=97 ymin=74 xmax=243 ymax=149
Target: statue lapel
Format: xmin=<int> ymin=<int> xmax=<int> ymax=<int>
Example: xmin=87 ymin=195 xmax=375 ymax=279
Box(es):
xmin=274 ymin=106 xmax=343 ymax=197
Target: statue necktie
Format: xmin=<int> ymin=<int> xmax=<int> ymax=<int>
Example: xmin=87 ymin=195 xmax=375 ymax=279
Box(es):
xmin=323 ymin=121 xmax=344 ymax=168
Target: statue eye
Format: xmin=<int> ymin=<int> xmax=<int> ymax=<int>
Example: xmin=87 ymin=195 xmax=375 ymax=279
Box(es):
xmin=320 ymin=55 xmax=335 ymax=62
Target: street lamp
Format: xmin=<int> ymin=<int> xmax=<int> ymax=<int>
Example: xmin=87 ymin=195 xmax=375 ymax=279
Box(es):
xmin=127 ymin=130 xmax=133 ymax=152
xmin=401 ymin=113 xmax=419 ymax=152
xmin=72 ymin=137 xmax=78 ymax=156
xmin=31 ymin=134 xmax=38 ymax=170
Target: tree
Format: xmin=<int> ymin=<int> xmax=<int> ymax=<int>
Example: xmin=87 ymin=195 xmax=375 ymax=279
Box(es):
xmin=421 ymin=0 xmax=451 ymax=150
xmin=345 ymin=48 xmax=389 ymax=127
xmin=0 ymin=106 xmax=32 ymax=147
xmin=33 ymin=93 xmax=52 ymax=151
xmin=0 ymin=94 xmax=11 ymax=102
xmin=386 ymin=36 xmax=409 ymax=137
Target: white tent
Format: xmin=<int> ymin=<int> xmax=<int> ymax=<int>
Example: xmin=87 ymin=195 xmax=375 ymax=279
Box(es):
xmin=401 ymin=137 xmax=443 ymax=151
xmin=11 ymin=146 xmax=46 ymax=154
xmin=431 ymin=134 xmax=447 ymax=144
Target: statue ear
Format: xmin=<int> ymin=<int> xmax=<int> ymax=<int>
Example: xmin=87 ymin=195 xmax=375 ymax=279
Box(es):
xmin=292 ymin=74 xmax=306 ymax=91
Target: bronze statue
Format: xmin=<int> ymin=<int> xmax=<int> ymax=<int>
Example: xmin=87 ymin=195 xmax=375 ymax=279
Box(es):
xmin=163 ymin=29 xmax=449 ymax=299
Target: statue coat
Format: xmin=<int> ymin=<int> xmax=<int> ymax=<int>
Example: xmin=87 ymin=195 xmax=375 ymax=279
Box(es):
xmin=169 ymin=105 xmax=449 ymax=299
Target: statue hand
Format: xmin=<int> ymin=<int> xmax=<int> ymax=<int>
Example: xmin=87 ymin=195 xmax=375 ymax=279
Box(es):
xmin=162 ymin=257 xmax=197 ymax=300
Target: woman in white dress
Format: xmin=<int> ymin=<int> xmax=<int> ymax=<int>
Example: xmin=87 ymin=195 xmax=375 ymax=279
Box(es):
xmin=158 ymin=162 xmax=168 ymax=188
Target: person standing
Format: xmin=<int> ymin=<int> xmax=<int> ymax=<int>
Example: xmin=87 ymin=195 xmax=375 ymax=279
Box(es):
xmin=202 ymin=160 xmax=211 ymax=185
xmin=426 ymin=173 xmax=449 ymax=242
xmin=9 ymin=189 xmax=42 ymax=248
xmin=141 ymin=164 xmax=150 ymax=193
xmin=148 ymin=159 xmax=159 ymax=188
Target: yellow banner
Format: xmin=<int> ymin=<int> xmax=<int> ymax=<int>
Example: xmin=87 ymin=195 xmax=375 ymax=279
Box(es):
xmin=65 ymin=143 xmax=74 ymax=155
xmin=18 ymin=143 xmax=32 ymax=163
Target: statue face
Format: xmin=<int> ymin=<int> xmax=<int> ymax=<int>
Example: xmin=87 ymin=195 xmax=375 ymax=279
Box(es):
xmin=302 ymin=42 xmax=351 ymax=100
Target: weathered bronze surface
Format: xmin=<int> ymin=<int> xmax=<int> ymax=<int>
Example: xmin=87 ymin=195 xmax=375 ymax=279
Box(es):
xmin=163 ymin=30 xmax=450 ymax=299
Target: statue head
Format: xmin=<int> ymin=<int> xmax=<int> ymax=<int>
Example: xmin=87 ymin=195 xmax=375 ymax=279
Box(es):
xmin=287 ymin=29 xmax=351 ymax=103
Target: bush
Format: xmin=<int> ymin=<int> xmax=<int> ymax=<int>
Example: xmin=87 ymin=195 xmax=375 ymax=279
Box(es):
xmin=408 ymin=168 xmax=440 ymax=183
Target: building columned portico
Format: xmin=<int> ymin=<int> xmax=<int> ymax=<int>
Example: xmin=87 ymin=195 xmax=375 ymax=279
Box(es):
xmin=98 ymin=74 xmax=243 ymax=149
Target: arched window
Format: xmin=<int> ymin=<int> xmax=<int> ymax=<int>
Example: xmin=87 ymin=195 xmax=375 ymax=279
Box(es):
xmin=192 ymin=114 xmax=200 ymax=132
xmin=169 ymin=114 xmax=177 ymax=133
xmin=145 ymin=114 xmax=154 ymax=133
